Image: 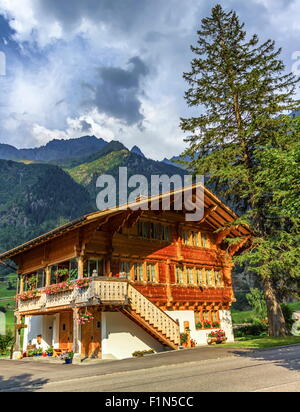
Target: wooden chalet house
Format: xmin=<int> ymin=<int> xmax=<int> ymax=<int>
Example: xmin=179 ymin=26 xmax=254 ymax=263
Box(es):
xmin=0 ymin=184 xmax=250 ymax=360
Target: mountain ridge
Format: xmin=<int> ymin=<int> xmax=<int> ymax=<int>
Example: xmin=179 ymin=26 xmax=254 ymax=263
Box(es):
xmin=0 ymin=135 xmax=108 ymax=162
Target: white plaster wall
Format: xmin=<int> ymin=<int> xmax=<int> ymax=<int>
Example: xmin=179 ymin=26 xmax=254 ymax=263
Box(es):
xmin=23 ymin=315 xmax=57 ymax=351
xmin=165 ymin=310 xmax=235 ymax=345
xmin=102 ymin=312 xmax=165 ymax=360
xmin=23 ymin=316 xmax=43 ymax=351
xmin=0 ymin=312 xmax=5 ymax=335
xmin=220 ymin=310 xmax=234 ymax=342
xmin=53 ymin=314 xmax=60 ymax=349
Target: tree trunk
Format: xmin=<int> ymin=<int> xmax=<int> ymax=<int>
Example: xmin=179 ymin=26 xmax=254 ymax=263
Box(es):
xmin=263 ymin=277 xmax=287 ymax=337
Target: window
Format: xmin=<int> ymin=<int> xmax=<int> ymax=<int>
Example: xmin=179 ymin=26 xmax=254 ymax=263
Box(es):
xmin=201 ymin=233 xmax=209 ymax=248
xmin=194 ymin=311 xmax=201 ymax=326
xmin=196 ymin=269 xmax=203 ymax=286
xmin=36 ymin=269 xmax=45 ymax=289
xmin=84 ymin=259 xmax=104 ymax=278
xmin=191 ymin=232 xmax=200 ymax=247
xmin=212 ymin=311 xmax=219 ymax=323
xmin=120 ymin=262 xmax=131 ymax=280
xmin=182 ymin=230 xmax=208 ymax=248
xmin=138 ymin=221 xmax=171 ymax=242
xmin=176 ymin=267 xmax=184 ymax=284
xmin=182 ymin=230 xmax=190 ymax=245
xmin=215 ymin=271 xmax=223 ymax=287
xmin=50 ymin=259 xmax=79 ymax=284
xmin=146 ymin=264 xmax=157 ymax=283
xmin=203 ymin=311 xmax=210 ymax=323
xmin=187 ymin=268 xmax=194 ymax=285
xmin=134 ymin=263 xmax=144 ymax=282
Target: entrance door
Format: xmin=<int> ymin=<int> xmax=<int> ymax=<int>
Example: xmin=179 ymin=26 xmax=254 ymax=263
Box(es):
xmin=81 ymin=308 xmax=102 ymax=358
xmin=43 ymin=315 xmax=54 ymax=347
xmin=59 ymin=312 xmax=73 ymax=351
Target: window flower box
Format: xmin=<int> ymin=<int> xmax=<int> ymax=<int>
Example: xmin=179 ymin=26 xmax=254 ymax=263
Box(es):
xmin=75 ymin=278 xmax=92 ymax=289
xmin=44 ymin=281 xmax=74 ymax=295
xmin=16 ymin=290 xmax=41 ymax=302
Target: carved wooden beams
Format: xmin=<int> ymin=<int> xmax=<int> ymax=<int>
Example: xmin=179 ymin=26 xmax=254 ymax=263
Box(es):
xmin=199 ymin=205 xmax=218 ymax=224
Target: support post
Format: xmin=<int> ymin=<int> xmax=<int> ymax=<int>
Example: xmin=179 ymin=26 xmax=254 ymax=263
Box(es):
xmin=72 ymin=308 xmax=80 ymax=360
xmin=19 ymin=275 xmax=24 ymax=294
xmin=78 ymin=256 xmax=84 ymax=279
xmin=45 ymin=267 xmax=51 ymax=286
xmin=12 ymin=314 xmax=22 ymax=360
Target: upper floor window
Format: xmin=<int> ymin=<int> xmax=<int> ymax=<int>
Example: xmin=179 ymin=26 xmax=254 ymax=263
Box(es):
xmin=175 ymin=266 xmax=223 ymax=287
xmin=187 ymin=268 xmax=194 ymax=285
xmin=120 ymin=262 xmax=131 ymax=280
xmin=175 ymin=267 xmax=184 ymax=284
xmin=50 ymin=259 xmax=78 ymax=284
xmin=181 ymin=230 xmax=210 ymax=248
xmin=196 ymin=269 xmax=204 ymax=286
xmin=24 ymin=269 xmax=45 ymax=291
xmin=146 ymin=264 xmax=157 ymax=283
xmin=138 ymin=221 xmax=171 ymax=242
xmin=85 ymin=259 xmax=104 ymax=278
xmin=134 ymin=263 xmax=144 ymax=282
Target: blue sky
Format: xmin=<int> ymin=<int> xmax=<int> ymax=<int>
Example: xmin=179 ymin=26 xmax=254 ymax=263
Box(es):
xmin=0 ymin=0 xmax=299 ymax=159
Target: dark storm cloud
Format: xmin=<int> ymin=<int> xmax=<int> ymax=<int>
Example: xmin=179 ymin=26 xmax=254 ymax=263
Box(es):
xmin=90 ymin=57 xmax=149 ymax=125
xmin=37 ymin=0 xmax=156 ymax=32
xmin=80 ymin=120 xmax=92 ymax=133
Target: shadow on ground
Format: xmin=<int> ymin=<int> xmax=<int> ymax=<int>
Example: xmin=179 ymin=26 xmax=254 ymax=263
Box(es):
xmin=0 ymin=374 xmax=49 ymax=392
xmin=232 ymin=345 xmax=300 ymax=373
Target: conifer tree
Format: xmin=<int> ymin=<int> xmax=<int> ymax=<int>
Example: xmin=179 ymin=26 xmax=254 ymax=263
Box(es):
xmin=181 ymin=4 xmax=300 ymax=336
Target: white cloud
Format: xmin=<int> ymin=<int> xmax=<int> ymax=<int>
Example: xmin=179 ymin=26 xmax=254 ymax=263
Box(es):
xmin=0 ymin=0 xmax=299 ymax=159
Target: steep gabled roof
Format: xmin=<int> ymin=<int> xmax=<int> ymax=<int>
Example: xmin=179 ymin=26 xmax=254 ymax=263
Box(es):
xmin=0 ymin=183 xmax=251 ymax=261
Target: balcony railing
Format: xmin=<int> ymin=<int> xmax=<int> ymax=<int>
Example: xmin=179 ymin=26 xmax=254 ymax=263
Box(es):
xmin=17 ymin=278 xmax=128 ymax=313
xmin=17 ymin=278 xmax=180 ymax=348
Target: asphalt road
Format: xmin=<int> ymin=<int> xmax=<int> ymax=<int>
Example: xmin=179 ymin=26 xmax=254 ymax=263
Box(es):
xmin=0 ymin=345 xmax=300 ymax=392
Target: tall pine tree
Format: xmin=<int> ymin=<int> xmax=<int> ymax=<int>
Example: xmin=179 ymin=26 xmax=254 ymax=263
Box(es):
xmin=181 ymin=5 xmax=300 ymax=336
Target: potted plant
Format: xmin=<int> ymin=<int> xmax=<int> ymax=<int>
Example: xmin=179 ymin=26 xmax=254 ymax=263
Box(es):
xmin=212 ymin=322 xmax=221 ymax=329
xmin=207 ymin=330 xmax=227 ymax=345
xmin=27 ymin=276 xmax=37 ymax=291
xmin=59 ymin=351 xmax=74 ymax=364
xmin=34 ymin=348 xmax=43 ymax=357
xmin=54 ymin=268 xmax=69 ymax=281
xmin=180 ymin=333 xmax=189 ymax=347
xmin=78 ymin=312 xmax=95 ymax=325
xmin=46 ymin=347 xmax=54 ymax=357
xmin=190 ymin=339 xmax=197 ymax=348
xmin=196 ymin=322 xmax=203 ymax=330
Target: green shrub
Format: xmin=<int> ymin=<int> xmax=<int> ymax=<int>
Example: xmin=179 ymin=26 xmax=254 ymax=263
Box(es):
xmin=0 ymin=332 xmax=14 ymax=356
xmin=281 ymin=303 xmax=294 ymax=333
xmin=246 ymin=289 xmax=267 ymax=321
xmin=234 ymin=321 xmax=268 ymax=338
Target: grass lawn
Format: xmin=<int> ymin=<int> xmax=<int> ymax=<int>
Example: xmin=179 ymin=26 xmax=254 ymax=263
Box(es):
xmin=224 ymin=336 xmax=300 ymax=349
xmin=231 ymin=301 xmax=300 ymax=324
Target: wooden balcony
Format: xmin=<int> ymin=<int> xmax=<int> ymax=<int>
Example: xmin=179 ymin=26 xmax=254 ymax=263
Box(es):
xmin=17 ymin=279 xmax=128 ymax=314
xmin=17 ymin=278 xmax=180 ymax=350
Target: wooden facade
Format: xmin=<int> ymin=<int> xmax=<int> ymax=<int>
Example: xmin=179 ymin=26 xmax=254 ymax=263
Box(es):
xmin=1 ymin=185 xmax=251 ymax=358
